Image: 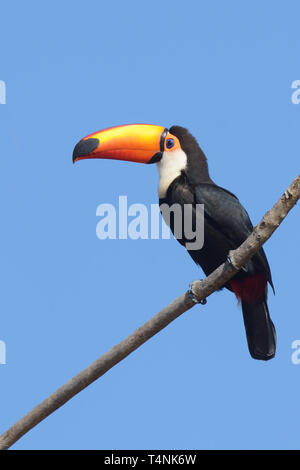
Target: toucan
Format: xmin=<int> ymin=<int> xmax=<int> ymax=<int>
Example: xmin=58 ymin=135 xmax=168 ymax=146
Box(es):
xmin=73 ymin=124 xmax=276 ymax=360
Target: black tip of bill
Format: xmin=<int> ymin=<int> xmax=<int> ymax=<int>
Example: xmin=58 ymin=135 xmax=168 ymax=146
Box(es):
xmin=73 ymin=138 xmax=99 ymax=163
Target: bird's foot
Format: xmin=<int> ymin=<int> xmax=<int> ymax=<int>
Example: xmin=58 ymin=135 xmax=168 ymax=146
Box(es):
xmin=226 ymin=251 xmax=236 ymax=267
xmin=188 ymin=281 xmax=207 ymax=305
xmin=227 ymin=251 xmax=248 ymax=272
xmin=226 ymin=254 xmax=233 ymax=265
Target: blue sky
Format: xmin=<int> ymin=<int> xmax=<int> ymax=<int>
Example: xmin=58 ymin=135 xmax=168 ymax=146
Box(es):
xmin=0 ymin=0 xmax=299 ymax=450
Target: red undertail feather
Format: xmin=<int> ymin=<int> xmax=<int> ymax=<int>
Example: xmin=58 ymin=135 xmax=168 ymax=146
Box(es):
xmin=229 ymin=272 xmax=267 ymax=304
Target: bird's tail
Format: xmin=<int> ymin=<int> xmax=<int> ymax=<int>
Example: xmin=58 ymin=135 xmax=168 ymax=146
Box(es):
xmin=241 ymin=299 xmax=276 ymax=360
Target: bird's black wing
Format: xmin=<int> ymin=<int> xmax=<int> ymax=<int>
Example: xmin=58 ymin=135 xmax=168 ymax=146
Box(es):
xmin=194 ymin=183 xmax=273 ymax=288
xmin=194 ymin=183 xmax=253 ymax=246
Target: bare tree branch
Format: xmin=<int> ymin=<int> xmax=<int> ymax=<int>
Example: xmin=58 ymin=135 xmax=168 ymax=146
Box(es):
xmin=0 ymin=174 xmax=299 ymax=450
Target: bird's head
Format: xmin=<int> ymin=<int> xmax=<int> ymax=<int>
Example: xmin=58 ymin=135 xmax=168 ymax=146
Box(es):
xmin=73 ymin=124 xmax=211 ymax=197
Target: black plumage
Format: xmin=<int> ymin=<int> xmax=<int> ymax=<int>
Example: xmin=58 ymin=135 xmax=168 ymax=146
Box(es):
xmin=159 ymin=126 xmax=276 ymax=360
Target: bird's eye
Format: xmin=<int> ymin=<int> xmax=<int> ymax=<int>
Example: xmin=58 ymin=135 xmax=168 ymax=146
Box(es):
xmin=166 ymin=138 xmax=175 ymax=149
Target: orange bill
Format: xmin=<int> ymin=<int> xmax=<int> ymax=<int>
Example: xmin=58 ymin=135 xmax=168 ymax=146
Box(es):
xmin=73 ymin=124 xmax=168 ymax=164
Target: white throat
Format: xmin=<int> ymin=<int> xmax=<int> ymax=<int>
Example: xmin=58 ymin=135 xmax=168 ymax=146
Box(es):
xmin=156 ymin=148 xmax=187 ymax=198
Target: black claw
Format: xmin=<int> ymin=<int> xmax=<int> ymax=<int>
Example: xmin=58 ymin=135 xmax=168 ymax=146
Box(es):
xmin=227 ymin=255 xmax=233 ymax=265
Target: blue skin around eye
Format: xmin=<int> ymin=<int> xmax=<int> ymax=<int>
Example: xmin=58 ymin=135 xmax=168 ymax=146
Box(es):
xmin=166 ymin=139 xmax=174 ymax=148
